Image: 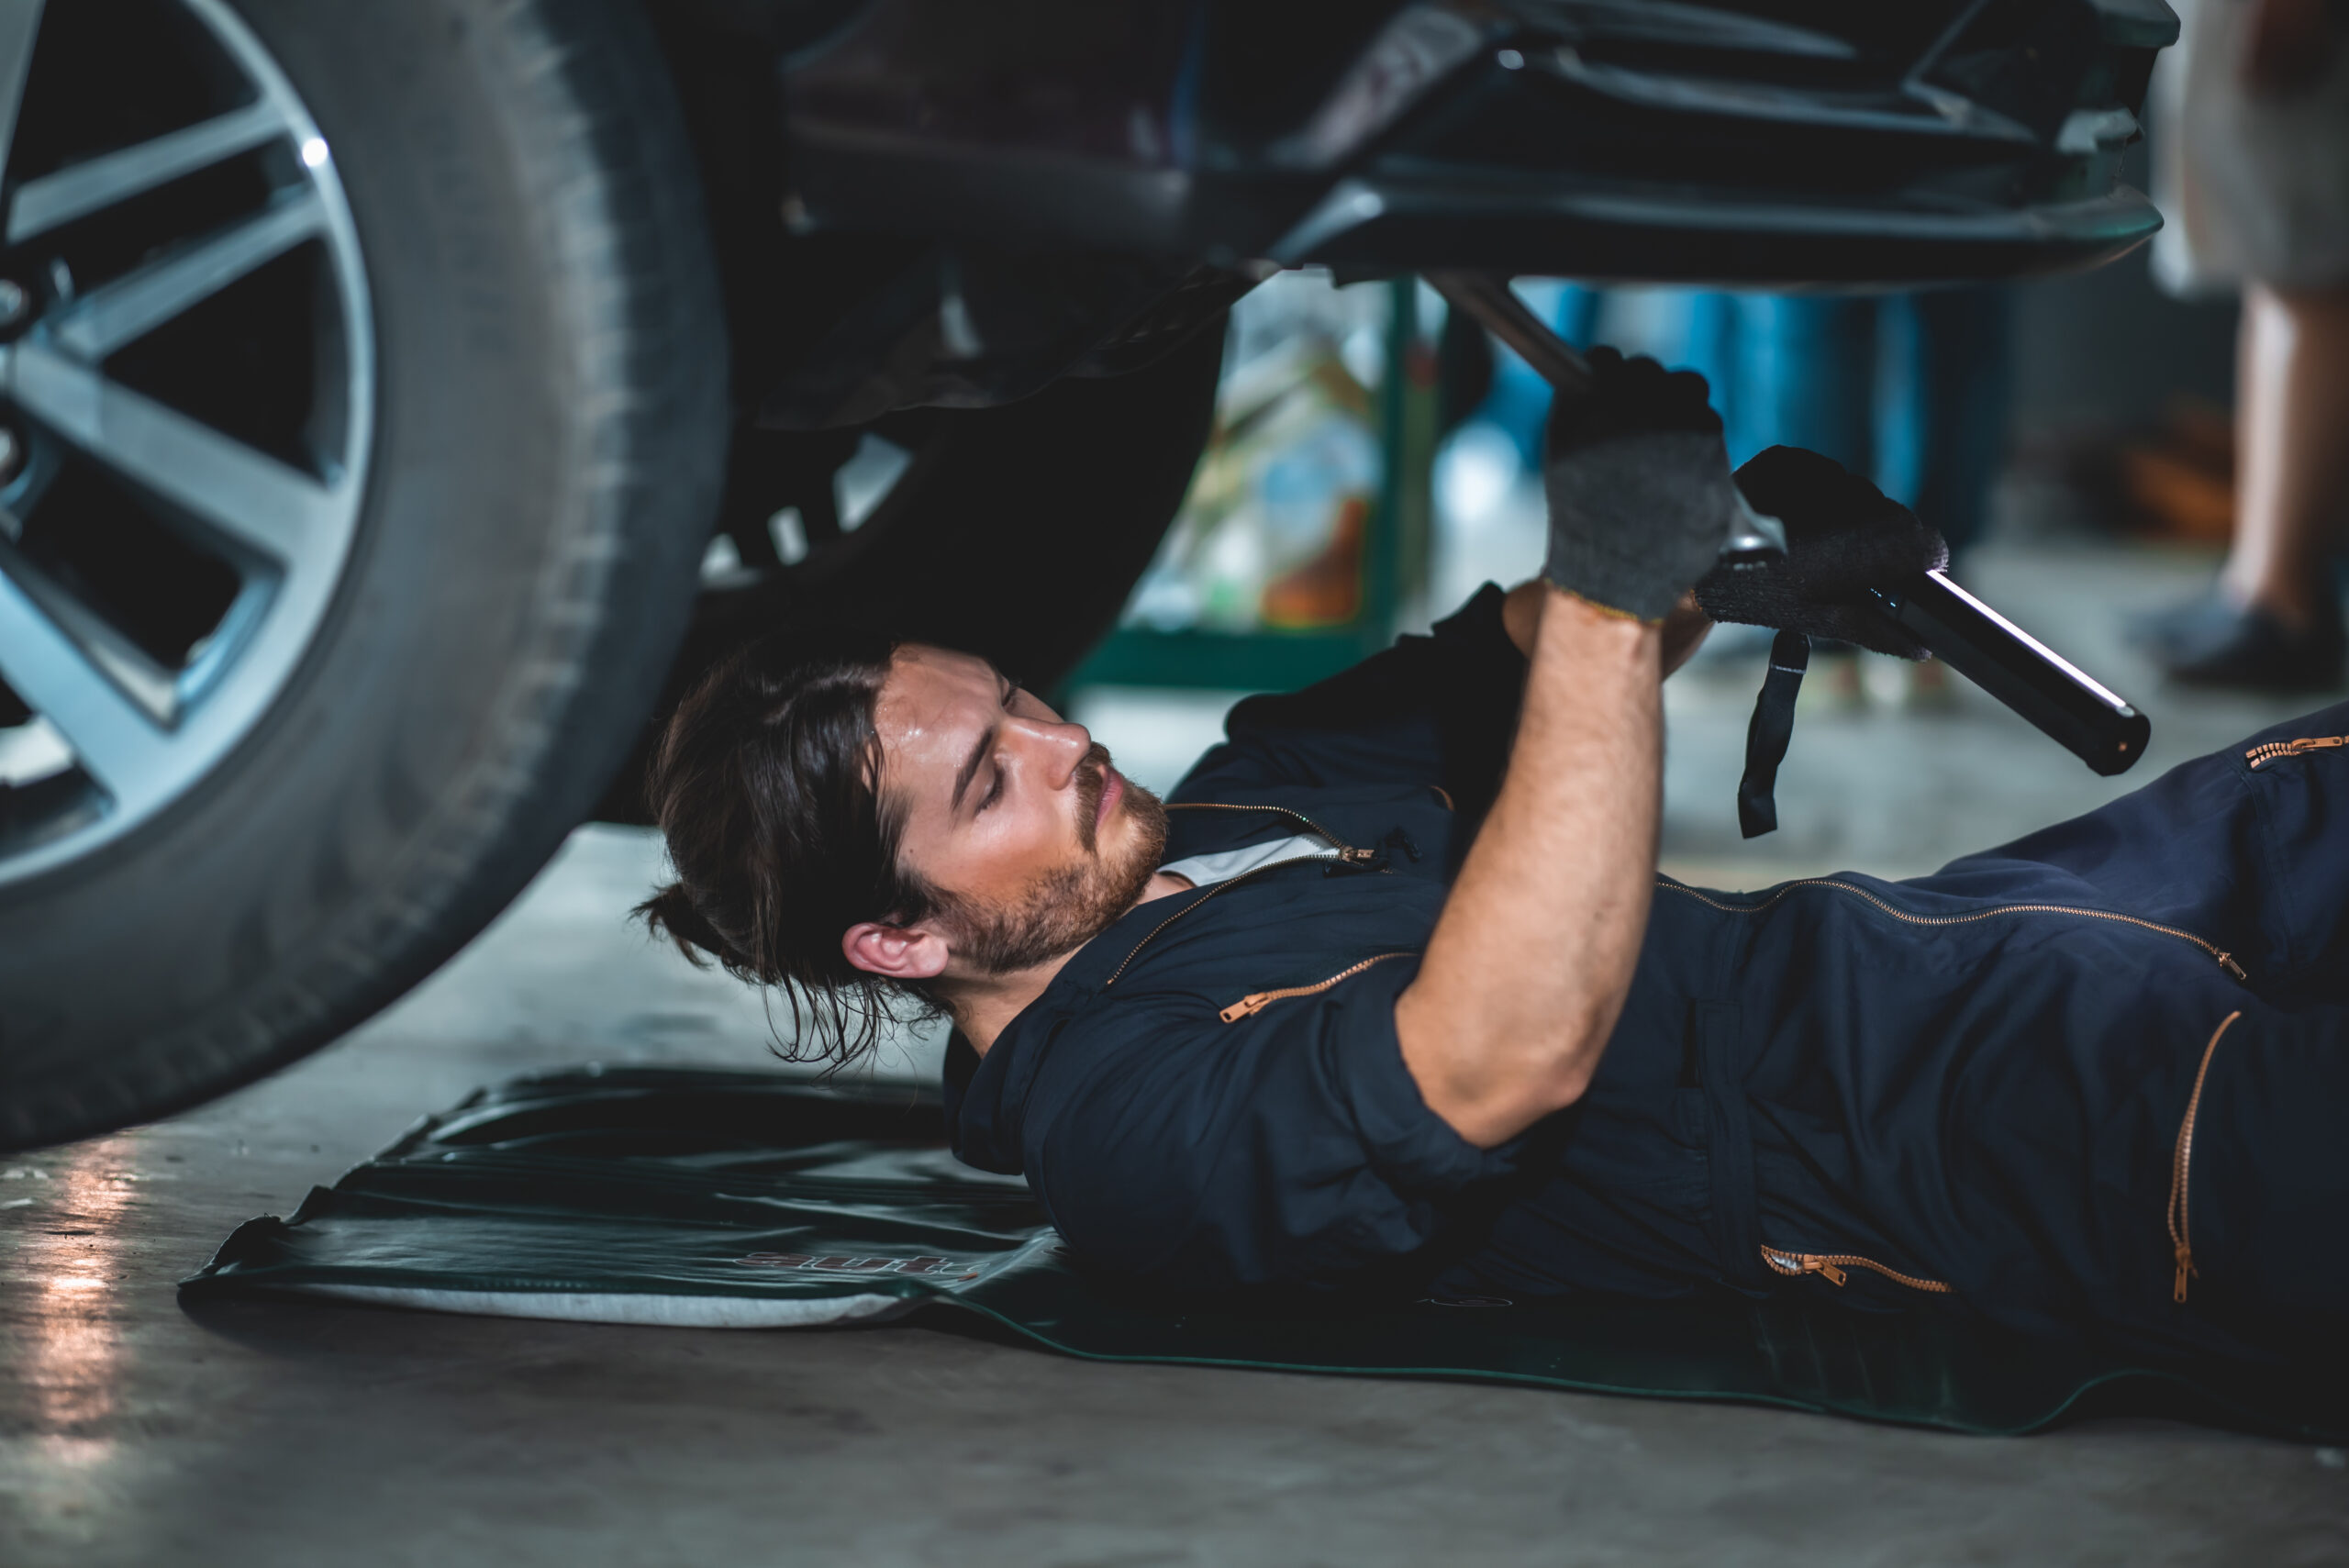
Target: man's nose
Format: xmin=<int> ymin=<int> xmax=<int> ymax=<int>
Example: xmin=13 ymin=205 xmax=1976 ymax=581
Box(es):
xmin=1012 ymin=715 xmax=1091 ymax=787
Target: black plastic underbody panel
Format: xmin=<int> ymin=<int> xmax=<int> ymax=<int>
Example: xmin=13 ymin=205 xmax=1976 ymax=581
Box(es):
xmin=774 ymin=0 xmax=2176 ymax=285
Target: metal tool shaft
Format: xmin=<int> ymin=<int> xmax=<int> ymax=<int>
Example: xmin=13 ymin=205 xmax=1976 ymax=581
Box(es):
xmin=1424 ymin=272 xmax=1595 ymax=399
xmin=1427 ymin=270 xmax=1786 ymax=564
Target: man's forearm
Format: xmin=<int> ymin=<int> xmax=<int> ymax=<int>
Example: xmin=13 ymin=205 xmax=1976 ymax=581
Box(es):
xmin=1396 ymin=586 xmax=1663 ymax=1147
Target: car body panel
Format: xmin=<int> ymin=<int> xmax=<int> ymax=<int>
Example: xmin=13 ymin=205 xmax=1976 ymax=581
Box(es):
xmin=776 ymin=0 xmax=2175 ymax=285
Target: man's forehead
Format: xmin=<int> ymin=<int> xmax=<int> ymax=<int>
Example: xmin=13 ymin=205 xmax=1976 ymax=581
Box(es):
xmin=879 ymin=643 xmax=996 ymax=718
xmin=874 ymin=644 xmax=999 ymax=785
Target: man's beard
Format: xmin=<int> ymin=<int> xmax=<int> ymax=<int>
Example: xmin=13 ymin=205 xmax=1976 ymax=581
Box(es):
xmin=937 ymin=744 xmax=1168 ymax=976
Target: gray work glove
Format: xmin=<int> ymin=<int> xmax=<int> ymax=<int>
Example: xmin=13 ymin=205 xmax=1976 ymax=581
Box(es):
xmin=1694 ymin=446 xmax=1949 ymax=659
xmin=1541 ymin=348 xmax=1739 ymax=623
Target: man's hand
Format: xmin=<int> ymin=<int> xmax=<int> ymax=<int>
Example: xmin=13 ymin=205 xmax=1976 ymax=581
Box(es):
xmin=1541 ymin=350 xmax=1740 ymax=624
xmin=1397 ymin=586 xmax=1663 ymax=1147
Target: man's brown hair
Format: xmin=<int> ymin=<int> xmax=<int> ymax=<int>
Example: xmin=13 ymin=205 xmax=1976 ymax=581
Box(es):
xmin=635 ymin=627 xmax=943 ymax=1066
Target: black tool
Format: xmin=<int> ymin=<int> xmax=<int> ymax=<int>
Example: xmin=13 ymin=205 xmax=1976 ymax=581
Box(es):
xmin=1424 ymin=271 xmax=2151 ymax=781
xmin=1871 ymin=571 xmax=2149 ymax=775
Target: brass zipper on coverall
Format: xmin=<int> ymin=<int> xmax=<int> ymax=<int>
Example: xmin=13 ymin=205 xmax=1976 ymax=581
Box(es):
xmin=1099 ymin=805 xmax=1382 ymax=991
xmin=1761 ymin=1247 xmax=1954 ymax=1294
xmin=2246 ymin=735 xmax=2347 ymax=769
xmin=1219 ymin=951 xmax=1419 ymax=1021
xmin=2168 ymin=1010 xmax=2242 ymax=1303
xmin=1660 ymin=878 xmax=2249 ymax=982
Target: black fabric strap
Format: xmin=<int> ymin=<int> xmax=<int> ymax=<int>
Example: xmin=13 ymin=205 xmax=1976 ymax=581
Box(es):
xmin=1737 ymin=630 xmax=1810 ymax=839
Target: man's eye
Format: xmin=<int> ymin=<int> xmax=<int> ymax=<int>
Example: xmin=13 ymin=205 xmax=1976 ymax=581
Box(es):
xmin=978 ymin=764 xmax=1005 ymax=812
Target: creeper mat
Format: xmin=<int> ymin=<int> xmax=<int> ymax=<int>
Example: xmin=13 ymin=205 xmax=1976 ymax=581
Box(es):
xmin=181 ymin=1067 xmax=2348 ymax=1439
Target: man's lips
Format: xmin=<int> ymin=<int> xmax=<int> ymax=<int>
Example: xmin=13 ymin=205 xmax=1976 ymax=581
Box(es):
xmin=1095 ymin=766 xmax=1123 ymax=828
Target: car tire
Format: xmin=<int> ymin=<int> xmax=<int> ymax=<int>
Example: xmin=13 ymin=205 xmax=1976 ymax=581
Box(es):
xmin=796 ymin=321 xmax=1228 ymax=690
xmin=0 ymin=0 xmax=727 ymax=1150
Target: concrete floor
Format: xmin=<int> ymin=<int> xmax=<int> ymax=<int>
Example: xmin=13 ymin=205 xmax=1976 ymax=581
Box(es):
xmin=6 ymin=531 xmax=2349 ymax=1566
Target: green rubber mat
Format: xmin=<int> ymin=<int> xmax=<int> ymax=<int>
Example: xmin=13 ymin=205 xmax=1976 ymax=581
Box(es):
xmin=182 ymin=1067 xmax=2347 ymax=1439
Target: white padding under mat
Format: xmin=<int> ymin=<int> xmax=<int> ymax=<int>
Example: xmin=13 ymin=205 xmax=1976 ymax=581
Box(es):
xmin=295 ymin=1284 xmax=920 ymax=1329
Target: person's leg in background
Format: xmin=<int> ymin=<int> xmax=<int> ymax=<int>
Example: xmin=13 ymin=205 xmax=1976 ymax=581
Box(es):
xmin=2226 ymin=284 xmax=2349 ymax=630
xmin=2146 ymin=282 xmax=2349 ymax=686
xmin=2140 ymin=284 xmax=2349 ymax=688
xmin=2134 ymin=0 xmax=2349 ymax=689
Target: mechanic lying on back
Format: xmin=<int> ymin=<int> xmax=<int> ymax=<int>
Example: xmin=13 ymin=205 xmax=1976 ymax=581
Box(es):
xmin=640 ymin=352 xmax=2346 ymax=1369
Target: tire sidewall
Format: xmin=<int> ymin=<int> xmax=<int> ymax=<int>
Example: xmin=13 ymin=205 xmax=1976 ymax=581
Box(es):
xmin=0 ymin=0 xmax=725 ymax=1144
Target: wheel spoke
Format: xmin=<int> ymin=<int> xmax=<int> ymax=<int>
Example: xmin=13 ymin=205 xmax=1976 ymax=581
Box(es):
xmin=49 ymin=188 xmax=324 ymax=361
xmin=8 ymin=340 xmax=342 ymax=570
xmin=0 ymin=528 xmax=176 ymax=795
xmin=8 ymin=99 xmax=281 ymax=244
xmin=0 ymin=2 xmax=43 ymax=184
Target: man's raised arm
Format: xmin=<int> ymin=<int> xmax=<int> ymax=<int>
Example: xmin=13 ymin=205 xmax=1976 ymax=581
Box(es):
xmin=1397 ymin=351 xmax=1736 ymax=1148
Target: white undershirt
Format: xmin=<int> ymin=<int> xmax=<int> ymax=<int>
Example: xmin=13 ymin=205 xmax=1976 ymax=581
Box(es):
xmin=1157 ymin=832 xmax=1334 ymax=890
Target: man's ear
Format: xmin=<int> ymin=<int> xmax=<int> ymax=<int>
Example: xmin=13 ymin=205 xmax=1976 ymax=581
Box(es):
xmin=841 ymin=920 xmax=951 ymax=983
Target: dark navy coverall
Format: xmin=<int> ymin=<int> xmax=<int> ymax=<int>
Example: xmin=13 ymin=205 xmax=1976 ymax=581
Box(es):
xmin=946 ymin=586 xmax=2349 ymax=1366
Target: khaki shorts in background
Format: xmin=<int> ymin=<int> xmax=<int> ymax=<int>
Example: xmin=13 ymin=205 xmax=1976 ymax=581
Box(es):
xmin=2153 ymin=0 xmax=2349 ymax=297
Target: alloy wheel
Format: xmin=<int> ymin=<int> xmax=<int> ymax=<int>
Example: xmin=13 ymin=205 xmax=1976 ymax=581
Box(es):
xmin=0 ymin=0 xmax=373 ymax=886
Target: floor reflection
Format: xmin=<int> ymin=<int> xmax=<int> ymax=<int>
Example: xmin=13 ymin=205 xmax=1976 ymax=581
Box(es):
xmin=6 ymin=1136 xmax=138 ymax=1465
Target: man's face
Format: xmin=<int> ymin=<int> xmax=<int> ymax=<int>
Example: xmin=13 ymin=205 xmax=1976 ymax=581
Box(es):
xmin=874 ymin=644 xmax=1166 ymax=975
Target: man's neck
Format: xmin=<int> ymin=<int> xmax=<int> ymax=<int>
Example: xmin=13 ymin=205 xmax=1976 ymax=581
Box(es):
xmin=952 ymin=870 xmax=1194 ymax=1056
